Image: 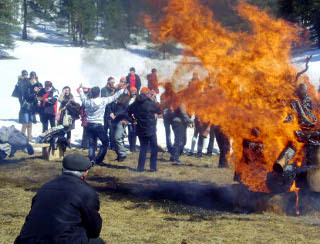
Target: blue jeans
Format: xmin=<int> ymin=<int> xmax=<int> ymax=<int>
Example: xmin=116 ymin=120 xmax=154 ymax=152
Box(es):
xmin=171 ymin=121 xmax=187 ymax=161
xmin=41 ymin=114 xmax=56 ymax=133
xmin=23 ymin=112 xmax=33 ymax=124
xmin=111 ymin=121 xmax=127 ymax=158
xmin=138 ymin=134 xmax=158 ymax=171
xmin=128 ymin=123 xmax=137 ymax=152
xmin=207 ymin=125 xmax=215 ymax=154
xmin=87 ymin=123 xmax=109 ymax=164
xmin=163 ymin=117 xmax=172 ymax=152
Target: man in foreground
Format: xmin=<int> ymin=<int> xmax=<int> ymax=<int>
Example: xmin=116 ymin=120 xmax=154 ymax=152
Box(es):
xmin=15 ymin=153 xmax=104 ymax=244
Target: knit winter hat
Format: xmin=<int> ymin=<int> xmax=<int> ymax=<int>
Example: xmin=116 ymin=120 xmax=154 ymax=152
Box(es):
xmin=141 ymin=87 xmax=150 ymax=93
xmin=63 ymin=154 xmax=92 ymax=171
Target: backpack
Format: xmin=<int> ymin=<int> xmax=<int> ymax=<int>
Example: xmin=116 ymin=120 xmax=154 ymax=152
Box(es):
xmin=12 ymin=84 xmax=19 ymax=98
xmin=8 ymin=130 xmax=28 ymax=148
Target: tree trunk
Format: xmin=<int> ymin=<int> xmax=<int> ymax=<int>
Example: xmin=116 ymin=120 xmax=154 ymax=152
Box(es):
xmin=68 ymin=12 xmax=71 ymax=35
xmin=22 ymin=0 xmax=28 ymax=40
xmin=79 ymin=23 xmax=83 ymax=46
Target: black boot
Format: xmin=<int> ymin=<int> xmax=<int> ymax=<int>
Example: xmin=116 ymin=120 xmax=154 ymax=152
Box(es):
xmin=195 ymin=152 xmax=203 ymax=158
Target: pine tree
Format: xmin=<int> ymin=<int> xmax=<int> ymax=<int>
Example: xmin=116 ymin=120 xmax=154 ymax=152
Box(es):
xmin=58 ymin=0 xmax=96 ymax=45
xmin=99 ymin=0 xmax=130 ymax=48
xmin=0 ymin=0 xmax=19 ymax=50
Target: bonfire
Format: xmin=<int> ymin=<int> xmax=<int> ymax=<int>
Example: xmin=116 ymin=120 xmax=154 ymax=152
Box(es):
xmin=145 ymin=0 xmax=320 ymax=209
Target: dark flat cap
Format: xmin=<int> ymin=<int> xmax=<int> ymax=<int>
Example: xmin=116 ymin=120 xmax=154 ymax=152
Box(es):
xmin=63 ymin=154 xmax=92 ymax=171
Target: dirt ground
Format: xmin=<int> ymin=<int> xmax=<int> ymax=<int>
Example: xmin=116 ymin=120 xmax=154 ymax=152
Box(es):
xmin=1 ymin=149 xmax=320 ymax=244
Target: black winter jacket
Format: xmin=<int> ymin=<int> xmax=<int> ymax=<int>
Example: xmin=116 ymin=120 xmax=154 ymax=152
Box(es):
xmin=111 ymin=94 xmax=132 ymax=124
xmin=23 ymin=84 xmax=41 ymax=113
xmin=128 ymin=94 xmax=161 ymax=137
xmin=15 ymin=173 xmax=102 ymax=244
xmin=17 ymin=77 xmax=32 ymax=104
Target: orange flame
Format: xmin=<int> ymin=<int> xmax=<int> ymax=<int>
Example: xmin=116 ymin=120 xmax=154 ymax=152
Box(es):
xmin=290 ymin=181 xmax=300 ymax=215
xmin=146 ymin=0 xmax=320 ymax=192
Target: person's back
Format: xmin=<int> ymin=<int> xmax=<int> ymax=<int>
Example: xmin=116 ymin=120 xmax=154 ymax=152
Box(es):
xmin=15 ymin=154 xmax=103 ymax=244
xmin=18 ymin=76 xmax=31 ymax=103
xmin=79 ymin=86 xmax=123 ymax=125
xmin=130 ymin=93 xmax=160 ymax=137
xmin=128 ymin=88 xmax=161 ymax=171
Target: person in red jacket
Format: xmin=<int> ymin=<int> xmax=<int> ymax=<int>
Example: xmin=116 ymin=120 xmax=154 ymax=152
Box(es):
xmin=126 ymin=67 xmax=141 ymax=94
xmin=147 ymin=68 xmax=159 ymax=94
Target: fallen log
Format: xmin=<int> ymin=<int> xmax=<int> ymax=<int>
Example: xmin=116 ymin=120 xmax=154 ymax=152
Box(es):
xmin=273 ymin=144 xmax=296 ymax=173
xmin=267 ymin=165 xmax=318 ymax=193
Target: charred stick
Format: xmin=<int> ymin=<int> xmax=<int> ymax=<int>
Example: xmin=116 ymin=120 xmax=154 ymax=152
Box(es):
xmin=294 ymin=55 xmax=312 ymax=83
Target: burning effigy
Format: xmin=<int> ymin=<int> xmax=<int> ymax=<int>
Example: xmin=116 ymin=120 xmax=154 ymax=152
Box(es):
xmin=145 ymin=0 xmax=320 ymax=203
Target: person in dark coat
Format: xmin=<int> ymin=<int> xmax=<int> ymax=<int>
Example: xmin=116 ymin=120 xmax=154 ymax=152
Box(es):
xmin=38 ymin=81 xmax=59 ymax=132
xmin=15 ymin=154 xmax=105 ymax=244
xmin=128 ymin=87 xmax=138 ymax=152
xmin=17 ymin=70 xmax=30 ymax=104
xmin=170 ymin=103 xmax=193 ymax=164
xmin=21 ymin=83 xmax=43 ymax=142
xmin=147 ymin=68 xmax=159 ymax=94
xmin=110 ymin=90 xmax=131 ymax=161
xmin=128 ymin=87 xmax=161 ymax=172
xmin=126 ymin=67 xmax=141 ymax=94
xmin=101 ymin=76 xmax=115 ymax=97
xmin=16 ymin=70 xmax=33 ymax=138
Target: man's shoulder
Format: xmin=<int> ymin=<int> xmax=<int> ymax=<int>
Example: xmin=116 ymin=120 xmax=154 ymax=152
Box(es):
xmin=42 ymin=174 xmax=96 ymax=195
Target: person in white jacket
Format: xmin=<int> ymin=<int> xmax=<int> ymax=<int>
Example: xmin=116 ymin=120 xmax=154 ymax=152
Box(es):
xmin=78 ymin=83 xmax=128 ymax=166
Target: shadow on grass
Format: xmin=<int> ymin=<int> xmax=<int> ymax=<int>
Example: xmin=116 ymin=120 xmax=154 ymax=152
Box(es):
xmin=89 ymin=176 xmax=236 ymax=215
xmin=0 ymin=155 xmax=43 ymax=165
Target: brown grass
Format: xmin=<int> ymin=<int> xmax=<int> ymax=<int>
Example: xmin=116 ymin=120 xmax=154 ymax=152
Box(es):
xmin=1 ymin=149 xmax=320 ymax=243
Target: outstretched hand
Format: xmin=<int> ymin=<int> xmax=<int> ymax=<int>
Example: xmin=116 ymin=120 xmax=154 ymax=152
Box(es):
xmin=79 ymin=83 xmax=83 ymax=89
xmin=123 ymin=83 xmax=129 ymax=90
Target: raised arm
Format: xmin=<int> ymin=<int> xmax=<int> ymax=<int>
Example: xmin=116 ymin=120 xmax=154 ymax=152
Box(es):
xmin=101 ymin=89 xmax=123 ymax=106
xmin=79 ymin=87 xmax=89 ymax=107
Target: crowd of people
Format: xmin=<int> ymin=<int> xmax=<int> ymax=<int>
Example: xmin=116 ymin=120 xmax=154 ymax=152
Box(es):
xmin=12 ymin=67 xmax=229 ymax=172
xmin=12 ymin=65 xmax=320 ymax=243
xmin=12 ymin=67 xmax=230 ymax=243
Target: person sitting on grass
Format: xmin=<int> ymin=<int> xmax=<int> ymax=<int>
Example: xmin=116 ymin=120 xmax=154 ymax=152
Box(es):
xmin=15 ymin=154 xmax=105 ymax=244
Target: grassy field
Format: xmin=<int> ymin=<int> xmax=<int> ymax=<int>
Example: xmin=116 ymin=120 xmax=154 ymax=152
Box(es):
xmin=1 ymin=149 xmax=320 ymax=243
